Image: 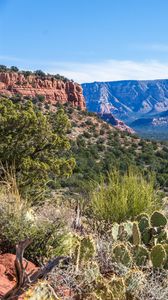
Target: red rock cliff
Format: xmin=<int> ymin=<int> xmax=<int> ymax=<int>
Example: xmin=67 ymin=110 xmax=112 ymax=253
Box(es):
xmin=0 ymin=72 xmax=86 ymax=110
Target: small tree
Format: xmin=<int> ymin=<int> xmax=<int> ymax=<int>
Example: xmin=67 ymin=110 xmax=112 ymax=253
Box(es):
xmin=0 ymin=64 xmax=7 ymax=71
xmin=10 ymin=66 xmax=19 ymax=72
xmin=34 ymin=70 xmax=46 ymax=77
xmin=0 ymin=98 xmax=75 ymax=202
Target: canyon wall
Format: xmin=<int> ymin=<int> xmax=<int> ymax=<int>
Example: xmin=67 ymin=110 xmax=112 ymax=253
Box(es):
xmin=0 ymin=72 xmax=86 ymax=110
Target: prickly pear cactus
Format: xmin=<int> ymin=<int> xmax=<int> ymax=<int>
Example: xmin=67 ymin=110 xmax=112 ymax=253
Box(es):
xmin=123 ymin=221 xmax=133 ymax=240
xmin=24 ymin=281 xmax=59 ymax=300
xmin=150 ymin=244 xmax=167 ymax=268
xmin=125 ymin=270 xmax=145 ymax=298
xmin=108 ymin=277 xmax=126 ymax=300
xmin=142 ymin=227 xmax=151 ymax=246
xmin=133 ymin=245 xmax=149 ymax=266
xmin=136 ymin=213 xmax=150 ymax=221
xmin=79 ymin=235 xmax=95 ymax=262
xmin=132 ymin=222 xmax=141 ymax=246
xmin=163 ymin=244 xmax=168 ymax=269
xmin=111 ymin=223 xmax=119 ymax=241
xmin=84 ymin=261 xmax=100 ymax=283
xmin=112 ymin=243 xmax=132 ymax=267
xmin=93 ymin=277 xmax=112 ymax=300
xmin=157 ymin=228 xmax=167 ymax=243
xmin=118 ymin=224 xmax=128 ymax=241
xmin=138 ymin=216 xmax=150 ymax=234
xmin=150 ymin=211 xmax=167 ymax=227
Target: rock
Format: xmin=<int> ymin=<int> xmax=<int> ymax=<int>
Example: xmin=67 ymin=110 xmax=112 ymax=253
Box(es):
xmin=0 ymin=71 xmax=86 ymax=110
xmin=99 ymin=113 xmax=135 ymax=134
xmin=0 ymin=253 xmax=37 ymax=298
xmin=0 ymin=253 xmax=73 ymax=299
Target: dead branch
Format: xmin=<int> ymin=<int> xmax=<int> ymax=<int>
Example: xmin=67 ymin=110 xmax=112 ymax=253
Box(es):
xmin=2 ymin=238 xmax=69 ymax=300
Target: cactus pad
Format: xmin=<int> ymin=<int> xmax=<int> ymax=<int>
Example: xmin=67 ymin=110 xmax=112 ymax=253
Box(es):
xmin=150 ymin=211 xmax=167 ymax=227
xmin=150 ymin=244 xmax=167 ymax=268
xmin=111 ymin=223 xmax=119 ymax=241
xmin=138 ymin=216 xmax=150 ymax=233
xmin=132 ymin=222 xmax=141 ymax=246
xmin=133 ymin=245 xmax=149 ymax=266
xmin=112 ymin=243 xmax=132 ymax=267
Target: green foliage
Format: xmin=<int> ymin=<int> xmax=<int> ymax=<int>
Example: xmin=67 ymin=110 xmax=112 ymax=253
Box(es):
xmin=0 ymin=64 xmax=7 ymax=71
xmin=34 ymin=70 xmax=46 ymax=77
xmin=90 ymin=169 xmax=157 ymax=223
xmin=35 ymin=94 xmax=45 ymax=102
xmin=10 ymin=66 xmax=19 ymax=72
xmin=0 ymin=98 xmax=75 ymax=201
xmin=150 ymin=211 xmax=167 ymax=227
xmin=65 ymin=106 xmax=168 ymax=194
xmin=83 ymin=131 xmax=92 ymax=138
xmin=150 ymin=244 xmax=167 ymax=268
xmin=53 ymin=73 xmax=69 ymax=82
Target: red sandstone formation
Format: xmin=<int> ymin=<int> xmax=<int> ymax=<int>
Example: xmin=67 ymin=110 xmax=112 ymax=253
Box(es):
xmin=0 ymin=253 xmax=37 ymax=299
xmin=0 ymin=71 xmax=135 ymax=133
xmin=99 ymin=113 xmax=135 ymax=134
xmin=114 ymin=119 xmax=135 ymax=134
xmin=0 ymin=253 xmax=73 ymax=299
xmin=0 ymin=71 xmax=86 ymax=110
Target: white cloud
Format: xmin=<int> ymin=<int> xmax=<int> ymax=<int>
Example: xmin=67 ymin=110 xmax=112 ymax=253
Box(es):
xmin=46 ymin=59 xmax=168 ymax=83
xmin=1 ymin=54 xmax=168 ymax=83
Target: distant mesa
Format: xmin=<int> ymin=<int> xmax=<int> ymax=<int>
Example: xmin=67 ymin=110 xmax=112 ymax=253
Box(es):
xmin=0 ymin=68 xmax=86 ymax=110
xmin=82 ymin=79 xmax=168 ymax=135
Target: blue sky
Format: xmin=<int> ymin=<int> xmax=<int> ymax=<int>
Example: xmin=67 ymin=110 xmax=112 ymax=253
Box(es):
xmin=1 ymin=0 xmax=168 ymax=82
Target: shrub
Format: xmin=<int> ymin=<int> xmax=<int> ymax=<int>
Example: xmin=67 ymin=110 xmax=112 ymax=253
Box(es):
xmin=67 ymin=107 xmax=73 ymax=114
xmin=21 ymin=70 xmax=33 ymax=77
xmin=85 ymin=119 xmax=93 ymax=126
xmin=99 ymin=128 xmax=105 ymax=135
xmin=83 ymin=131 xmax=92 ymax=139
xmin=0 ymin=64 xmax=7 ymax=71
xmin=90 ymin=168 xmax=158 ymax=223
xmin=34 ymin=70 xmax=46 ymax=77
xmin=10 ymin=66 xmax=19 ymax=72
xmin=36 ymin=94 xmax=45 ymax=102
xmin=0 ymin=179 xmax=67 ymax=263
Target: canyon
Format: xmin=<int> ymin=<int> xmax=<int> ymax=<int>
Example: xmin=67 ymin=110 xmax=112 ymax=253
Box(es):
xmin=82 ymin=80 xmax=168 ymax=136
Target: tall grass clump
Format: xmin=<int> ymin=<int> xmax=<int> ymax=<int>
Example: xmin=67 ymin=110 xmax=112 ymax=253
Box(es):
xmin=90 ymin=168 xmax=159 ymax=223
